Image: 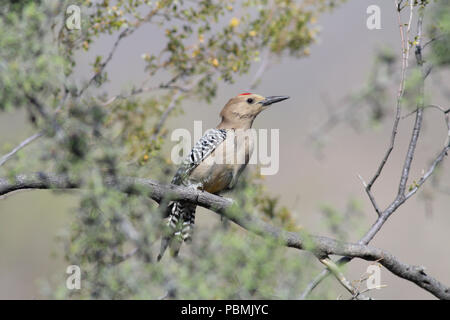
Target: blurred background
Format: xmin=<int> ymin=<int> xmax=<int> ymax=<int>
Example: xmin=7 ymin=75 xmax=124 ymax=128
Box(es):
xmin=0 ymin=0 xmax=449 ymax=299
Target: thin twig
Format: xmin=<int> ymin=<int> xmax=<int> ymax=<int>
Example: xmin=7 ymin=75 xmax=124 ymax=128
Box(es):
xmin=1 ymin=88 xmax=70 ymax=167
xmin=99 ymin=76 xmax=191 ymax=107
xmin=402 ymin=104 xmax=450 ymax=120
xmin=366 ymin=0 xmax=412 ymax=191
xmin=358 ymin=174 xmax=381 ymax=216
xmin=150 ymin=92 xmax=182 ymax=142
xmin=79 ymin=28 xmax=132 ymax=97
xmin=78 ymin=6 xmax=160 ymax=97
xmin=150 ymin=77 xmax=202 ymax=142
xmin=319 ymin=257 xmax=372 ymax=300
xmin=25 ymin=95 xmax=65 ymax=140
xmin=0 ymin=132 xmax=43 ymax=167
xmin=248 ymin=50 xmax=272 ymax=90
xmin=423 ymin=34 xmax=444 ymax=49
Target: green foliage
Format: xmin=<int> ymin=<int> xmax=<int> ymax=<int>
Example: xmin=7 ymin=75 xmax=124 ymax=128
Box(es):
xmin=402 ymin=67 xmax=426 ymax=109
xmin=0 ymin=0 xmax=381 ymax=300
xmin=319 ymin=198 xmax=364 ymax=242
xmin=0 ymin=1 xmax=68 ymax=112
xmin=58 ymin=0 xmax=338 ymax=100
xmin=428 ymin=0 xmax=450 ymax=66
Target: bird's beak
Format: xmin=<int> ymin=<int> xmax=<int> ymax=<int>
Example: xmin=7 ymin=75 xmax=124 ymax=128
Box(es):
xmin=260 ymin=95 xmax=290 ymax=106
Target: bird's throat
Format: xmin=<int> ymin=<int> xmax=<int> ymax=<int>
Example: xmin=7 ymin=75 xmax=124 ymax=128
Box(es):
xmin=217 ymin=117 xmax=254 ymax=130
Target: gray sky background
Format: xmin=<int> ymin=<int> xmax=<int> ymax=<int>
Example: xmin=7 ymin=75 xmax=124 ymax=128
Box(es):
xmin=0 ymin=0 xmax=449 ymax=299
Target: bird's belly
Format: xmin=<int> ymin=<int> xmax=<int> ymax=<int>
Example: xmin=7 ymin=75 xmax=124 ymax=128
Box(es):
xmin=189 ymin=129 xmax=254 ymax=194
xmin=202 ymin=165 xmax=234 ymax=194
xmin=189 ymin=161 xmax=234 ymax=194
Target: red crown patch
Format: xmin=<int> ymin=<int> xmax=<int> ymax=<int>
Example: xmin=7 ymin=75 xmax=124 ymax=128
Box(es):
xmin=239 ymin=92 xmax=252 ymax=96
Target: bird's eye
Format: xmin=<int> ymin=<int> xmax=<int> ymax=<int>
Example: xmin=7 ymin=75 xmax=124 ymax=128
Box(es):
xmin=247 ymin=98 xmax=254 ymax=104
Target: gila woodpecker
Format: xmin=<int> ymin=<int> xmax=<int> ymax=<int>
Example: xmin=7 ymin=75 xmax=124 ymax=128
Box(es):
xmin=158 ymin=93 xmax=289 ymax=260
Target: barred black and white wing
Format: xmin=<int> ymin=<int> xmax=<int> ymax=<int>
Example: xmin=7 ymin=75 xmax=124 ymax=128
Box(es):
xmin=158 ymin=128 xmax=227 ymax=261
xmin=171 ymin=128 xmax=227 ymax=185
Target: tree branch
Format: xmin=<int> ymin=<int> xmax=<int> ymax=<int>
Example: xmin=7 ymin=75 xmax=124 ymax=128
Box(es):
xmin=78 ymin=6 xmax=160 ymax=97
xmin=0 ymin=172 xmax=449 ymax=299
xmin=78 ymin=28 xmax=132 ymax=97
xmin=365 ymin=0 xmax=412 ymax=192
xmin=0 ymin=132 xmax=43 ymax=167
xmin=319 ymin=257 xmax=372 ymax=300
xmin=300 ymin=2 xmax=438 ymax=299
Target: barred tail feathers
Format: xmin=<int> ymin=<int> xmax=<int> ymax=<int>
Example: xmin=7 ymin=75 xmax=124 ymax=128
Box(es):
xmin=157 ymin=201 xmax=197 ymax=261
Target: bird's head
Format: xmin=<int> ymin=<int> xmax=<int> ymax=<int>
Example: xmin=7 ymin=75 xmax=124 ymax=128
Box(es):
xmin=218 ymin=93 xmax=289 ymax=129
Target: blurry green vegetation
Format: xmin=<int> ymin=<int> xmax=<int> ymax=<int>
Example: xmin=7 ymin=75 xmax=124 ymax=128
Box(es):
xmin=428 ymin=0 xmax=450 ymax=66
xmin=319 ymin=198 xmax=364 ymax=242
xmin=0 ymin=0 xmax=348 ymax=299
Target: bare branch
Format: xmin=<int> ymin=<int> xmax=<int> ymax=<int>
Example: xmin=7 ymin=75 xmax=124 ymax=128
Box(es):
xmin=423 ymin=34 xmax=445 ymax=49
xmin=402 ymin=104 xmax=450 ymax=120
xmin=79 ymin=28 xmax=132 ymax=97
xmin=0 ymin=132 xmax=43 ymax=167
xmin=365 ymin=0 xmax=413 ymax=191
xmin=0 ymin=172 xmax=449 ymax=299
xmin=319 ymin=257 xmax=372 ymax=300
xmin=0 ymin=87 xmax=71 ymax=168
xmin=358 ymin=174 xmax=381 ymax=216
xmin=78 ymin=6 xmax=160 ymax=97
xmin=248 ymin=50 xmax=272 ymax=90
xmin=150 ymin=91 xmax=183 ymax=142
xmin=405 ymin=142 xmax=450 ymax=200
xmin=25 ymin=95 xmax=65 ymax=139
xmin=301 ymin=2 xmax=445 ymax=299
xmin=99 ymin=74 xmax=192 ymax=107
xmin=398 ymin=108 xmax=423 ymax=196
xmin=149 ymin=77 xmax=202 ymax=142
